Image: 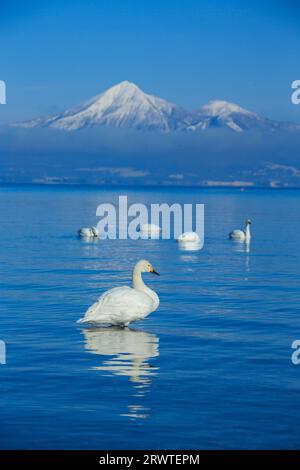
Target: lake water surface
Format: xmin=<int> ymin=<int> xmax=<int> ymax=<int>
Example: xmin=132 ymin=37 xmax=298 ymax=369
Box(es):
xmin=0 ymin=185 xmax=300 ymax=449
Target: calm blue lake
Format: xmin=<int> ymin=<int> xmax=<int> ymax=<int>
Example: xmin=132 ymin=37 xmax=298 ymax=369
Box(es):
xmin=0 ymin=184 xmax=300 ymax=449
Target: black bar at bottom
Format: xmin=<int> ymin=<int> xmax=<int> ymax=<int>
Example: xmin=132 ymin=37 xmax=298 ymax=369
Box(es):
xmin=0 ymin=450 xmax=300 ymax=466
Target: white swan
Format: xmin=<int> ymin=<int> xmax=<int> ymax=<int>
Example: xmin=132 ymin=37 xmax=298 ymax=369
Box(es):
xmin=177 ymin=232 xmax=200 ymax=243
xmin=140 ymin=223 xmax=161 ymax=237
xmin=229 ymin=219 xmax=251 ymax=242
xmin=78 ymin=226 xmax=99 ymax=238
xmin=77 ymin=259 xmax=160 ymax=326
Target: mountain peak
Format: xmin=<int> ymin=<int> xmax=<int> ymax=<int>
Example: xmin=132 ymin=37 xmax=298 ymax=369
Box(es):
xmin=84 ymin=80 xmax=144 ymax=110
xmin=200 ymin=100 xmax=255 ymax=117
xmin=113 ymin=80 xmax=138 ymax=88
xmin=19 ymin=80 xmax=186 ymax=132
xmin=106 ymin=80 xmax=140 ymax=95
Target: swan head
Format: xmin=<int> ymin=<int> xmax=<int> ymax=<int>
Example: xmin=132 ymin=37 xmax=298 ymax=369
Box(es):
xmin=246 ymin=219 xmax=252 ymax=225
xmin=136 ymin=259 xmax=160 ymax=276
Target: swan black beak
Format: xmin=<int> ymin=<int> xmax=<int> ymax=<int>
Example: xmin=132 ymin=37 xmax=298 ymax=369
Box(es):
xmin=151 ymin=268 xmax=160 ymax=276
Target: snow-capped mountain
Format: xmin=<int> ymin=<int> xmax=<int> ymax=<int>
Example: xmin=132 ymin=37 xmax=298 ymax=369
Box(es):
xmin=19 ymin=81 xmax=188 ymax=132
xmin=187 ymin=99 xmax=300 ymax=133
xmin=186 ymin=100 xmax=261 ymax=132
xmin=14 ymin=81 xmax=300 ymax=133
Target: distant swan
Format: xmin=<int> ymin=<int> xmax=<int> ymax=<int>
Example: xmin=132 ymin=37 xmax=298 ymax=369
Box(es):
xmin=229 ymin=219 xmax=251 ymax=242
xmin=140 ymin=223 xmax=161 ymax=237
xmin=78 ymin=227 xmax=99 ymax=238
xmin=77 ymin=259 xmax=160 ymax=326
xmin=177 ymin=232 xmax=200 ymax=243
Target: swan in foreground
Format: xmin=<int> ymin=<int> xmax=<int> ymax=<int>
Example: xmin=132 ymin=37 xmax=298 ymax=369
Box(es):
xmin=77 ymin=259 xmax=160 ymax=326
xmin=78 ymin=227 xmax=99 ymax=238
xmin=177 ymin=232 xmax=200 ymax=243
xmin=229 ymin=219 xmax=251 ymax=242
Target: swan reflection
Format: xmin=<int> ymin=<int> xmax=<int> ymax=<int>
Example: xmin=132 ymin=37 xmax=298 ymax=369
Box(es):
xmin=81 ymin=327 xmax=159 ymax=419
xmin=232 ymin=240 xmax=251 ymax=278
xmin=177 ymin=241 xmax=201 ymax=252
xmin=232 ymin=240 xmax=251 ymax=254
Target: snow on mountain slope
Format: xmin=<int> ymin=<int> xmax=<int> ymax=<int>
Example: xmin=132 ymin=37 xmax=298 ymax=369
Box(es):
xmin=187 ymin=99 xmax=300 ymax=133
xmin=200 ymin=100 xmax=256 ymax=117
xmin=20 ymin=81 xmax=188 ymax=132
xmin=186 ymin=99 xmax=263 ymax=132
xmin=14 ymin=83 xmax=300 ymax=134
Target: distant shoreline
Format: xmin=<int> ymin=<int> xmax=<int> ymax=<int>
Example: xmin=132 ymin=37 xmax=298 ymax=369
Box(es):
xmin=1 ymin=182 xmax=300 ymax=191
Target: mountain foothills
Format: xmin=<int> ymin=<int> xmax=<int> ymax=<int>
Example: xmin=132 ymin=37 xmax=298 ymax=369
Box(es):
xmin=14 ymin=81 xmax=300 ymax=134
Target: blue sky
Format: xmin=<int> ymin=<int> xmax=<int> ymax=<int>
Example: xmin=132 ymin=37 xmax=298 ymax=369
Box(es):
xmin=1 ymin=0 xmax=300 ymax=123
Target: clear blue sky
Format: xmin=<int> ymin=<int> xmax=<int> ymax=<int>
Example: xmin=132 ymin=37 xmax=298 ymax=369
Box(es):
xmin=1 ymin=0 xmax=300 ymax=123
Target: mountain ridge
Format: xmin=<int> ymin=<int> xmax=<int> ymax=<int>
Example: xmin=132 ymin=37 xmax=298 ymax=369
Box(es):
xmin=12 ymin=80 xmax=300 ymax=134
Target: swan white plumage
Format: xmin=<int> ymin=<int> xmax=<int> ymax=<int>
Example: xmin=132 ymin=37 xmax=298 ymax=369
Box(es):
xmin=229 ymin=219 xmax=251 ymax=242
xmin=140 ymin=223 xmax=161 ymax=237
xmin=78 ymin=226 xmax=99 ymax=238
xmin=177 ymin=232 xmax=200 ymax=243
xmin=77 ymin=259 xmax=160 ymax=326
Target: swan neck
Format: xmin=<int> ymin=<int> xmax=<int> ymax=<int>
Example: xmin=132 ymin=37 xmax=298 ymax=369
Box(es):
xmin=133 ymin=268 xmax=147 ymax=292
xmin=245 ymin=224 xmax=251 ymax=240
xmin=132 ymin=265 xmax=159 ymax=309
